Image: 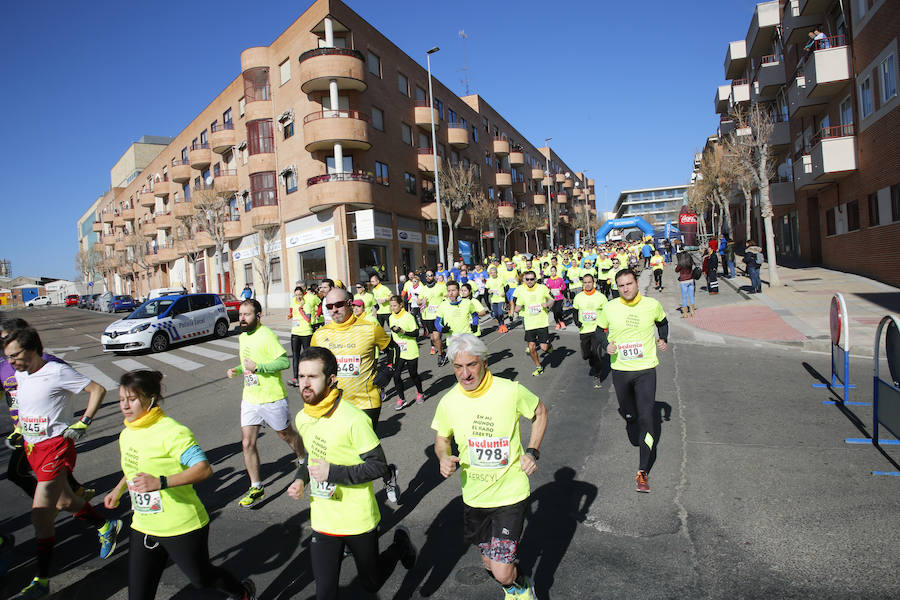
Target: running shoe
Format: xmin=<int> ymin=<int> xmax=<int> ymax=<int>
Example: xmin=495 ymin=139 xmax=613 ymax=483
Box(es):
xmin=593 ymin=377 xmax=602 ymax=389
xmin=10 ymin=577 xmax=49 ymax=600
xmin=498 ymin=324 xmax=508 ymax=333
xmin=525 ymin=346 xmax=530 ymax=355
xmin=437 ymin=355 xmax=448 ymax=367
xmin=98 ymin=519 xmax=123 ymax=559
xmin=238 ymin=578 xmax=257 ymax=600
xmin=78 ymin=486 xmax=97 ymax=503
xmin=503 ymin=576 xmax=536 ymax=599
xmin=394 ymin=398 xmax=407 ymax=411
xmin=532 ymin=367 xmax=543 ymax=377
xmin=635 ymin=471 xmax=650 ymax=493
xmin=238 ymin=486 xmax=265 ymax=508
xmin=393 ymin=526 xmax=418 ymax=569
xmin=430 ymin=346 xmax=436 ymax=355
xmin=415 ymin=393 xmax=425 ymax=404
xmin=384 ymin=464 xmax=400 ymax=504
xmin=0 ymin=533 xmax=14 ymax=578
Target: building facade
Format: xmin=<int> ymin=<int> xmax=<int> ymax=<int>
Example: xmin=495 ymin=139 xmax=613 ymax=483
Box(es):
xmin=79 ymin=0 xmax=596 ymax=306
xmin=712 ymin=0 xmax=899 ymax=285
xmin=614 ymin=185 xmax=689 ymax=229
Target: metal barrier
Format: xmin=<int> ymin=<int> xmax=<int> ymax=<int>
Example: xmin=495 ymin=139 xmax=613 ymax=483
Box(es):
xmin=812 ymin=293 xmax=865 ymax=405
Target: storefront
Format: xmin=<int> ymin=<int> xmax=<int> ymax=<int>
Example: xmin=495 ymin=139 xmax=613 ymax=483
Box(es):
xmin=284 ymin=212 xmax=340 ymax=289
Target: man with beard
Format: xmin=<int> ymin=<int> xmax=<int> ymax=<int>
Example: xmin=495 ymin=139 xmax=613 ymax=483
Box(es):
xmin=227 ymin=299 xmax=306 ymax=509
xmin=288 ymin=347 xmax=416 ymax=600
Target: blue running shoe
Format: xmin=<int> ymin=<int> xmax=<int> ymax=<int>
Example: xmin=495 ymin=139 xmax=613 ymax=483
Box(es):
xmin=11 ymin=577 xmax=50 ymax=600
xmin=98 ymin=519 xmax=123 ymax=559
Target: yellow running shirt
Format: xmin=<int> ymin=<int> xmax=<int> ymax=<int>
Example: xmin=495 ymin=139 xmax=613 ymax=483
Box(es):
xmin=290 ymin=297 xmax=313 ymax=336
xmin=353 ymin=291 xmax=376 ymax=314
xmin=651 ymin=255 xmax=664 ymax=271
xmin=419 ymin=283 xmax=446 ymax=321
xmin=431 ymin=374 xmax=539 ymax=508
xmin=486 ymin=276 xmax=506 ymax=304
xmin=597 ymin=295 xmax=666 ymax=372
xmin=513 ymin=283 xmax=552 ymax=331
xmin=372 ymin=284 xmax=392 ymax=315
xmin=572 ymin=289 xmax=607 ymax=334
xmin=236 ymin=325 xmax=288 ymax=404
xmin=295 ymin=397 xmax=381 ymax=535
xmin=436 ymin=298 xmax=478 ymax=335
xmin=388 ymin=310 xmax=419 ymax=360
xmin=311 ymin=315 xmax=391 ymax=409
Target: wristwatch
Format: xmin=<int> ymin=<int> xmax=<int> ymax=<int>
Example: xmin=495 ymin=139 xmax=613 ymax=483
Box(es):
xmin=525 ymin=447 xmax=540 ymax=460
xmin=79 ymin=415 xmax=93 ymax=426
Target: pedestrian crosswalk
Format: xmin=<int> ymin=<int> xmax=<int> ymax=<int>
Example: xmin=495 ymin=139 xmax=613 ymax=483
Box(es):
xmin=180 ymin=346 xmax=234 ymax=362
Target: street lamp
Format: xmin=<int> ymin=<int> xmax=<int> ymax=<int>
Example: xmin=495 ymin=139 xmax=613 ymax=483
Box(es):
xmin=580 ymin=169 xmax=590 ymax=243
xmin=426 ymin=46 xmax=446 ymax=265
xmin=543 ymin=137 xmax=554 ymax=250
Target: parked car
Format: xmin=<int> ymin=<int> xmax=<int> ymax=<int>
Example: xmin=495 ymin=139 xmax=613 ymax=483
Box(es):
xmin=109 ymin=295 xmax=138 ymax=313
xmin=26 ymin=296 xmax=51 ymax=307
xmin=101 ymin=293 xmax=229 ymax=353
xmin=87 ymin=294 xmax=101 ymax=310
xmin=65 ymin=294 xmax=80 ymax=307
xmin=78 ymin=295 xmax=91 ymax=308
xmin=218 ymin=293 xmax=241 ymax=322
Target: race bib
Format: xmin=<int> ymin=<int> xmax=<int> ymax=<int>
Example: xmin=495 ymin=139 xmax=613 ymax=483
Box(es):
xmin=528 ymin=304 xmax=542 ymax=316
xmin=127 ymin=480 xmax=163 ymax=514
xmin=467 ymin=437 xmax=511 ymax=469
xmin=7 ymin=389 xmax=17 ymax=410
xmin=244 ymin=373 xmax=259 ymax=387
xmin=507 ymin=278 xmax=517 ymax=285
xmin=427 ymin=305 xmax=439 ymax=315
xmin=20 ymin=415 xmax=48 ymax=437
xmin=309 ymin=477 xmax=337 ymax=499
xmin=491 ymin=289 xmax=502 ymax=297
xmin=398 ymin=340 xmax=408 ymax=353
xmin=618 ymin=342 xmax=645 ymax=361
xmin=337 ymin=355 xmax=362 ymax=377
xmin=582 ymin=310 xmax=597 ymax=322
xmin=293 ymin=318 xmax=303 ymax=328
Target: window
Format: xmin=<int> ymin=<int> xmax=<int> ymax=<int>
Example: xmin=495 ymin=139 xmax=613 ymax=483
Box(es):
xmin=371 ymin=107 xmax=384 ymax=131
xmin=326 ymin=155 xmax=353 ymax=173
xmin=472 ymin=125 xmax=478 ymax=142
xmin=401 ymin=123 xmax=412 ymax=145
xmin=358 ymin=244 xmax=390 ymax=282
xmin=421 ymin=179 xmax=435 ymax=203
xmin=249 ymin=172 xmax=277 ymax=207
xmin=283 ymin=121 xmax=294 ymax=139
xmin=367 ymin=52 xmax=381 ymax=77
xmin=892 ymin=184 xmax=900 ymax=221
xmin=448 ymin=109 xmax=457 ymax=124
xmin=859 ymin=77 xmax=873 ymax=118
xmin=488 ymin=187 xmax=495 ymax=200
xmin=415 ymin=86 xmax=427 ymax=101
xmin=243 ymin=67 xmax=270 ymax=102
xmin=868 ymin=193 xmax=880 ymax=226
xmin=840 ymin=96 xmax=853 ymax=126
xmin=223 ymin=108 xmax=232 ymax=125
xmin=247 ymin=119 xmax=274 ymax=154
xmin=847 ymin=200 xmax=860 ymax=231
xmin=418 ymin=132 xmax=429 ymax=149
xmin=279 ymin=59 xmax=290 ymax=85
xmin=239 ymin=97 xmax=246 ymax=117
xmin=826 ymin=208 xmax=836 ymax=235
xmin=485 ymin=154 xmax=492 ymax=166
xmin=269 ymin=257 xmax=282 ymax=284
xmin=284 ymin=170 xmax=297 ymax=194
xmin=244 ymin=263 xmax=253 ymax=287
xmin=404 ymin=172 xmax=416 ymax=194
xmin=181 ymin=147 xmax=188 ymax=162
xmin=880 ymin=55 xmax=897 ymax=102
xmin=435 ymin=98 xmax=444 ymax=120
xmin=297 ymin=247 xmax=327 ymax=283
xmin=398 ymin=73 xmax=409 ymax=96
xmin=375 ymin=161 xmax=389 ymax=186
xmin=450 ymin=150 xmax=459 ymax=165
xmin=210 ymin=119 xmax=218 ymax=132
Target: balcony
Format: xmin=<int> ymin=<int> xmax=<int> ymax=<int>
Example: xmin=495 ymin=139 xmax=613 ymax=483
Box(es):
xmin=244 ymin=98 xmax=272 ymax=122
xmin=447 ymin=122 xmax=469 ymax=148
xmin=495 ymin=171 xmax=512 ymax=187
xmin=769 ymin=181 xmax=796 ymax=206
xmin=792 ymin=154 xmax=825 ymax=190
xmin=114 ymin=238 xmax=125 ymax=252
xmin=194 ymin=232 xmax=215 ymax=249
xmin=416 ymin=148 xmax=442 ymax=176
xmin=156 ymin=245 xmax=177 ymax=264
xmin=298 ymin=47 xmax=367 ymax=94
xmin=531 ymin=168 xmax=544 ymax=180
xmin=101 ymin=211 xmax=114 ymax=223
xmin=210 ymin=122 xmax=236 ymax=154
xmin=169 ymin=160 xmax=191 ymax=183
xmin=139 ymin=190 xmax=156 ymax=207
xmin=782 ymin=0 xmax=819 ymax=45
xmin=589 ymin=194 xmax=596 ymax=202
xmin=509 ymin=151 xmax=525 ymax=165
xmin=306 ymin=171 xmax=375 ymax=213
xmin=769 ymin=119 xmax=791 ymax=150
xmin=799 ymin=0 xmax=829 ymax=16
xmin=573 ymin=188 xmax=583 ymax=198
xmin=730 ymin=79 xmax=750 ymax=108
xmin=556 ymin=192 xmax=567 ymax=204
xmin=102 ymin=233 xmax=115 ymax=246
xmin=248 ymin=153 xmax=276 ymax=175
xmin=555 ymin=173 xmax=566 ymax=183
xmin=414 ymin=101 xmax=440 ymax=130
xmin=512 ymin=181 xmax=527 ymax=195
xmin=532 ymin=194 xmax=546 ymax=205
xmin=724 ymin=40 xmax=748 ymax=80
xmin=92 ymin=221 xmax=103 ymax=232
xmin=492 ymin=138 xmax=509 ymax=156
xmin=804 ymin=39 xmax=851 ymax=98
xmin=189 ymin=143 xmax=212 ymax=169
xmin=113 ymin=213 xmax=124 ymax=227
xmin=788 ymin=75 xmax=827 ymax=117
xmin=498 ymin=202 xmax=515 ymax=219
xmin=250 ymin=204 xmax=279 ymax=230
xmin=224 ymin=216 xmax=242 ymax=241
xmin=563 ymin=178 xmax=574 ymax=189
xmin=154 ymin=181 xmax=176 ymax=197
xmin=120 ymin=207 xmax=135 ymax=221
xmin=214 ymin=170 xmax=239 ymax=196
xmin=745 ymin=1 xmax=780 ymax=58
xmin=154 ymin=211 xmax=174 ymax=229
xmin=542 ymin=176 xmax=553 ymax=187
xmin=811 ymin=125 xmax=857 ymax=181
xmin=754 ymin=56 xmax=786 ymax=97
xmin=141 ymin=221 xmax=157 ymax=237
xmin=719 ymin=118 xmax=736 ymax=137
xmin=303 ymin=110 xmax=371 ymax=152
xmin=715 ymin=84 xmax=731 ymax=114
xmin=173 ymin=199 xmax=195 ymax=218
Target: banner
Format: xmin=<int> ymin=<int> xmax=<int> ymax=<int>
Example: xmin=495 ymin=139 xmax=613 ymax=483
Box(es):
xmin=458 ymin=240 xmax=473 ymax=265
xmin=574 ymin=229 xmax=581 ymax=248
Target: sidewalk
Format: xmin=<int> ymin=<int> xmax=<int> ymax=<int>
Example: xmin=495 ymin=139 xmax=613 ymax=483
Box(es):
xmin=652 ymin=259 xmax=900 ymax=357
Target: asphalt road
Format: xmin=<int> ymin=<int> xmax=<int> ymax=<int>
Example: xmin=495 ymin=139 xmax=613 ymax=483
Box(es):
xmin=1 ymin=277 xmax=899 ymax=599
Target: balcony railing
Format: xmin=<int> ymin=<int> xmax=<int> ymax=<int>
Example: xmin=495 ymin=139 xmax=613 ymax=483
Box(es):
xmin=211 ymin=122 xmax=234 ymax=132
xmin=732 ymin=78 xmax=748 ymax=86
xmin=307 ymin=171 xmax=375 ymax=186
xmin=298 ymin=47 xmax=364 ymax=64
xmin=447 ymin=122 xmax=467 ymax=129
xmin=172 ymin=160 xmax=190 ymax=166
xmin=191 ymin=142 xmax=210 ymax=151
xmin=806 ymin=34 xmax=846 ymax=51
xmin=416 ymin=147 xmax=437 ymax=155
xmin=303 ymin=109 xmax=371 ymax=123
xmin=413 ymin=99 xmax=433 ymax=108
xmin=219 ymin=169 xmax=238 ymax=177
xmin=812 ymin=123 xmax=854 ymax=145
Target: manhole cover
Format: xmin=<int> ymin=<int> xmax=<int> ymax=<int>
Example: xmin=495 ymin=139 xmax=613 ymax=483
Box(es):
xmin=455 ymin=565 xmax=492 ymax=585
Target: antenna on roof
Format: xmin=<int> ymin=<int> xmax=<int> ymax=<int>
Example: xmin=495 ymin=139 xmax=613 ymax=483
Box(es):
xmin=458 ymin=30 xmax=470 ymax=95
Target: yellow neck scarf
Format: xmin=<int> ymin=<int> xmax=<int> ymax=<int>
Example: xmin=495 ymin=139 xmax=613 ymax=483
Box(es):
xmin=304 ymin=388 xmax=341 ymax=418
xmin=460 ymin=369 xmax=494 ymax=398
xmin=394 ymin=308 xmax=407 ymax=319
xmin=124 ymin=406 xmax=165 ymax=430
xmin=330 ymin=313 xmax=359 ymax=330
xmin=620 ymin=292 xmax=642 ymax=307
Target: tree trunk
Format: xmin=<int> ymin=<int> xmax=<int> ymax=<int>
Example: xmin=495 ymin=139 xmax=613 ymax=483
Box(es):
xmin=444 ymin=208 xmax=456 ymax=264
xmin=758 ymin=178 xmax=780 ymax=286
xmin=742 ymin=188 xmax=752 ymax=242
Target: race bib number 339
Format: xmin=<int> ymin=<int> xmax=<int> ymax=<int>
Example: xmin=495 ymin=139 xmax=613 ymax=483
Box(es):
xmin=467 ymin=437 xmax=511 ymax=469
xmin=127 ymin=480 xmax=163 ymax=514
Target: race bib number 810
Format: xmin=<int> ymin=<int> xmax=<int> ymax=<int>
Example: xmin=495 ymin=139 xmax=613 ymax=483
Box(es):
xmin=618 ymin=342 xmax=645 ymax=360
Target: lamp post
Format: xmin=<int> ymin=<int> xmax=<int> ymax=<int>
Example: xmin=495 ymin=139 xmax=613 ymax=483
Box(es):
xmin=580 ymin=169 xmax=590 ymax=243
xmin=543 ymin=138 xmax=554 ymax=250
xmin=426 ymin=46 xmax=446 ymax=266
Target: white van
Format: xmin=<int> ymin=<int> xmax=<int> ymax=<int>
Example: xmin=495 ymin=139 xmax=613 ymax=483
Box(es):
xmin=148 ymin=287 xmax=187 ymax=300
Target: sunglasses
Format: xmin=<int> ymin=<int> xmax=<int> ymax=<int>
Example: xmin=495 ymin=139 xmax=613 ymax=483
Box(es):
xmin=325 ymin=300 xmax=348 ymax=310
xmin=524 ymin=278 xmax=536 ymax=282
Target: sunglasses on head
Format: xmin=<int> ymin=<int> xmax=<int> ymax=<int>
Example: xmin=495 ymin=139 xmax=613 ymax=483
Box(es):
xmin=325 ymin=300 xmax=348 ymax=310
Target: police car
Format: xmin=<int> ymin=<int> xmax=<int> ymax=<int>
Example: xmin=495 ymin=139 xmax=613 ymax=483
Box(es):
xmin=101 ymin=293 xmax=230 ymax=353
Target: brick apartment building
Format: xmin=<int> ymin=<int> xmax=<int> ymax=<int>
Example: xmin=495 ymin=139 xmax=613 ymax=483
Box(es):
xmin=80 ymin=0 xmax=596 ymax=306
xmin=710 ymin=0 xmax=899 ymax=286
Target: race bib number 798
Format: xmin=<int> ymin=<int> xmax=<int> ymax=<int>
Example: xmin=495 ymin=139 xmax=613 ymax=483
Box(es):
xmin=467 ymin=437 xmax=511 ymax=469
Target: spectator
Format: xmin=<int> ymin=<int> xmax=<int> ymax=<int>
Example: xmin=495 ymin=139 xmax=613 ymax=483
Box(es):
xmin=743 ymin=240 xmax=764 ymax=294
xmin=805 ymin=28 xmax=829 ymax=51
xmin=674 ymin=252 xmax=695 ymax=318
xmin=723 ymin=238 xmax=736 ymax=279
xmin=239 ymin=284 xmax=253 ymax=300
xmin=702 ymin=243 xmax=719 ymax=295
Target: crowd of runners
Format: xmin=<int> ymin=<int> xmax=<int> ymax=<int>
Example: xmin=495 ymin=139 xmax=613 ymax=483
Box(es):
xmin=2 ymin=238 xmax=678 ymax=600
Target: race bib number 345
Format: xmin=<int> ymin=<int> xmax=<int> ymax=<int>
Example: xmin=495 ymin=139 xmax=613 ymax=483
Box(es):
xmin=467 ymin=437 xmax=511 ymax=469
xmin=20 ymin=415 xmax=48 ymax=436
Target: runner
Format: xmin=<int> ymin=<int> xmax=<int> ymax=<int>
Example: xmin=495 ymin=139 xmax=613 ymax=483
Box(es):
xmin=544 ymin=266 xmax=567 ymax=331
xmin=388 ymin=295 xmax=424 ymax=410
xmin=435 ymin=281 xmax=481 ymax=352
xmin=401 ymin=273 xmax=424 ymax=333
xmin=572 ymin=273 xmax=608 ymax=388
xmin=460 ymin=283 xmax=488 ymax=337
xmin=418 ymin=270 xmax=447 ymax=362
xmin=485 ymin=266 xmax=509 ymax=333
xmin=288 ymin=347 xmax=416 ymax=600
xmin=226 ymin=299 xmax=306 ymax=509
xmin=650 ymin=250 xmax=665 ymax=291
xmin=352 ymin=299 xmax=379 ymax=324
xmin=316 ymin=279 xmax=335 ymax=327
xmin=501 ymin=259 xmax=521 ymax=327
xmin=512 ymin=271 xmax=554 ymax=377
xmin=288 ymin=285 xmax=315 ymax=388
xmin=595 ymin=269 xmax=669 ymax=493
xmin=353 ymin=282 xmax=376 ymax=315
xmin=432 ymin=334 xmax=548 ymax=600
xmin=369 ymin=274 xmax=393 ymax=329
xmin=2 ymin=326 xmax=123 ymax=600
xmin=104 ymin=370 xmax=256 ymax=600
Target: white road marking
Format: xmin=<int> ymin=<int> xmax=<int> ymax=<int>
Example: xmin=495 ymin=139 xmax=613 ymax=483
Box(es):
xmin=208 ymin=339 xmax=240 ymax=350
xmin=69 ymin=360 xmax=120 ymax=390
xmin=180 ymin=346 xmax=234 ymax=361
xmin=84 ymin=334 xmax=101 ymax=342
xmin=113 ymin=358 xmax=152 ymax=371
xmin=145 ymin=352 xmax=204 ymax=372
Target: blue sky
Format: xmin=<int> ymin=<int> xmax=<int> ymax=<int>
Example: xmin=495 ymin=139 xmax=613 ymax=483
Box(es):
xmin=0 ymin=0 xmax=751 ymax=279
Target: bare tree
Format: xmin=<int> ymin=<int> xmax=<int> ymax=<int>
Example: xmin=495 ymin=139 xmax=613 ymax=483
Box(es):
xmin=437 ymin=163 xmax=478 ymax=263
xmin=252 ymin=226 xmax=280 ymax=315
xmin=469 ymin=190 xmax=496 ymax=259
xmin=520 ymin=210 xmax=544 ymax=254
xmin=173 ymin=212 xmax=205 ymax=292
xmin=726 ymin=103 xmax=779 ymax=286
xmin=693 ymin=143 xmax=737 ymax=238
xmin=124 ymin=233 xmax=155 ymax=297
xmin=191 ymin=186 xmax=232 ymax=293
xmin=75 ymin=245 xmax=103 ymax=287
xmin=497 ymin=209 xmax=523 ymax=256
